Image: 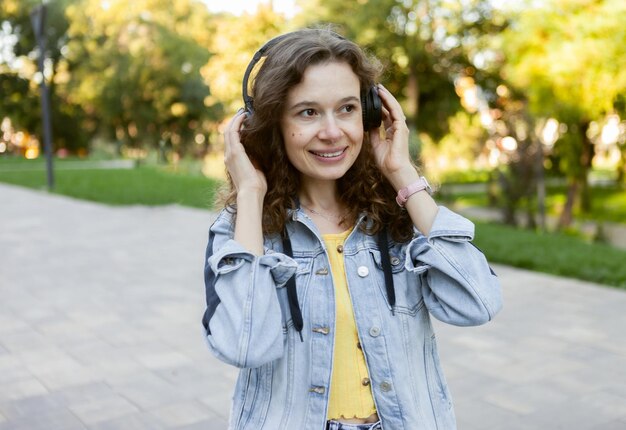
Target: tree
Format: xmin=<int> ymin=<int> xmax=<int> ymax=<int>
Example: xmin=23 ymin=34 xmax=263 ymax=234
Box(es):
xmin=202 ymin=4 xmax=287 ymax=115
xmin=501 ymin=0 xmax=626 ymax=227
xmin=0 ymin=0 xmax=89 ymax=152
xmin=63 ymin=0 xmax=219 ymax=156
xmin=295 ymin=0 xmax=507 ymax=142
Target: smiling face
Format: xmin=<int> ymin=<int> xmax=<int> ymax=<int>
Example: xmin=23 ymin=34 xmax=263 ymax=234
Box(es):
xmin=280 ymin=61 xmax=364 ymax=188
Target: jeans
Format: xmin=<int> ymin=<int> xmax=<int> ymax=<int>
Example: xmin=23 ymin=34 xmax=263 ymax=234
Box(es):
xmin=325 ymin=420 xmax=382 ymax=430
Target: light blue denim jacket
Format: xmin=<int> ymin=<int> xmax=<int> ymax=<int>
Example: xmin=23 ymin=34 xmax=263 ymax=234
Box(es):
xmin=202 ymin=206 xmax=502 ymax=430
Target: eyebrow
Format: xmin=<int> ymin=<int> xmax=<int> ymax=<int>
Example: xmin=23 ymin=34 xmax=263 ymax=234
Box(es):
xmin=287 ymin=96 xmax=360 ymax=111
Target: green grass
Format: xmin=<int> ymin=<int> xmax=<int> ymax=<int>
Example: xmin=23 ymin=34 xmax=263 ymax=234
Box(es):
xmin=474 ymin=221 xmax=626 ymax=289
xmin=0 ymin=159 xmax=221 ymax=209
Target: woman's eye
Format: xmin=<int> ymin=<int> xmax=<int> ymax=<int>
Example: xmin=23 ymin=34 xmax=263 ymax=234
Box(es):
xmin=300 ymin=108 xmax=316 ymax=117
xmin=342 ymin=104 xmax=356 ymax=113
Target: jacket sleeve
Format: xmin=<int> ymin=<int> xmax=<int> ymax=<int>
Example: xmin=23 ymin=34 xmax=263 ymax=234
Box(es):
xmin=405 ymin=206 xmax=502 ymax=326
xmin=201 ymin=209 xmax=297 ymax=368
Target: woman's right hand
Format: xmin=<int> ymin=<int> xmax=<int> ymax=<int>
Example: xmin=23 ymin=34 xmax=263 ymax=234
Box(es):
xmin=223 ymin=109 xmax=267 ymax=197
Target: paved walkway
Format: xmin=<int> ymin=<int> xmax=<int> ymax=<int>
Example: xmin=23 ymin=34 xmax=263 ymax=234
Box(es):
xmin=1 ymin=182 xmax=626 ymax=430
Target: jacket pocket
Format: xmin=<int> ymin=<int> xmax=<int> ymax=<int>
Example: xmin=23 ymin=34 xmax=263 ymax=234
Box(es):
xmin=368 ymin=248 xmax=424 ymax=315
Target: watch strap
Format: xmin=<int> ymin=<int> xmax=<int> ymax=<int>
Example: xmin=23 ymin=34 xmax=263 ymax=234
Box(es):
xmin=396 ymin=177 xmax=431 ymax=207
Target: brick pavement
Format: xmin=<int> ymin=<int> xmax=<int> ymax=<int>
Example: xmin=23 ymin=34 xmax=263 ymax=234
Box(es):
xmin=1 ymin=182 xmax=625 ymax=429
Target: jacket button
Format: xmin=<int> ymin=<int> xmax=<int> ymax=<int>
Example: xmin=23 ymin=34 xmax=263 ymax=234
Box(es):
xmin=390 ymin=256 xmax=401 ymax=266
xmin=337 ymin=244 xmax=344 ymax=253
xmin=357 ymin=266 xmax=369 ymax=277
xmin=361 ymin=377 xmax=370 ymax=386
xmin=309 ymin=386 xmax=326 ymax=394
xmin=380 ymin=381 xmax=392 ymax=392
xmin=315 ymin=268 xmax=329 ymax=275
xmin=312 ymin=326 xmax=330 ymax=335
xmin=369 ymin=326 xmax=380 ymax=337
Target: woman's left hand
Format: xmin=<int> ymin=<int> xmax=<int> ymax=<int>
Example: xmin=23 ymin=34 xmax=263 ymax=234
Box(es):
xmin=370 ymin=84 xmax=419 ymax=190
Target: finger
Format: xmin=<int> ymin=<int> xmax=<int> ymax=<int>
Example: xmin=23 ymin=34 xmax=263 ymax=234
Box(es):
xmin=381 ymin=106 xmax=393 ymax=130
xmin=369 ymin=128 xmax=381 ymax=146
xmin=224 ymin=109 xmax=247 ymax=154
xmin=377 ymin=84 xmax=406 ymax=124
xmin=227 ymin=109 xmax=247 ymax=136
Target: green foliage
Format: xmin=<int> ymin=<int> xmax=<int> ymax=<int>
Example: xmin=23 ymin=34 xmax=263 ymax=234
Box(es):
xmin=420 ymin=111 xmax=487 ymax=180
xmin=498 ymin=0 xmax=626 ymax=224
xmin=474 ymin=221 xmax=626 ymax=288
xmin=296 ymin=0 xmax=506 ymax=140
xmin=0 ymin=73 xmax=39 ymax=131
xmin=503 ymin=0 xmax=626 ymax=121
xmin=1 ymin=0 xmax=223 ymax=155
xmin=202 ymin=4 xmax=287 ymax=114
xmin=0 ymin=0 xmax=88 ymax=151
xmin=63 ymin=0 xmax=218 ymax=151
xmin=501 ymin=0 xmax=626 ymax=171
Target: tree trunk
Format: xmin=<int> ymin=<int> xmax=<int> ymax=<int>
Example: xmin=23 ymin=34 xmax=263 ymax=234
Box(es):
xmin=558 ymin=179 xmax=578 ymax=229
xmin=497 ymin=169 xmax=517 ymax=226
xmin=617 ymin=147 xmax=626 ymax=184
xmin=579 ymin=121 xmax=594 ymax=213
xmin=535 ymin=140 xmax=547 ymax=231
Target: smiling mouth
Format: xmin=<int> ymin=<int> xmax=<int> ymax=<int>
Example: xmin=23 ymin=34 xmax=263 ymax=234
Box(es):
xmin=310 ymin=148 xmax=347 ymax=158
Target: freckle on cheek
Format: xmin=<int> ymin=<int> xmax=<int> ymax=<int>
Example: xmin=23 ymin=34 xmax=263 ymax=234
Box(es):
xmin=292 ymin=133 xmax=295 ymax=137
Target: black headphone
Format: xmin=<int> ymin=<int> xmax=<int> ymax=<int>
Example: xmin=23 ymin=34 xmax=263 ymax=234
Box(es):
xmin=242 ymin=31 xmax=383 ymax=131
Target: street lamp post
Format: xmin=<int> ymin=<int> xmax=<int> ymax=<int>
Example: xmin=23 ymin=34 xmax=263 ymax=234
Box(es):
xmin=30 ymin=4 xmax=55 ymax=190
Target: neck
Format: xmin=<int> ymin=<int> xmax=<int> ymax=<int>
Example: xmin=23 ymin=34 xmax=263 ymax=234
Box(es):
xmin=299 ymin=179 xmax=349 ymax=234
xmin=299 ymin=178 xmax=342 ymax=211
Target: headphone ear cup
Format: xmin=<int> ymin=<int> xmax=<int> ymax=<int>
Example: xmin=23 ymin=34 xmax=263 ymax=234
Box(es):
xmin=361 ymin=86 xmax=382 ymax=130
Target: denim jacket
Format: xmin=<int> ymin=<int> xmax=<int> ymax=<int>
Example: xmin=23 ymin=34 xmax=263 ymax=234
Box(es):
xmin=202 ymin=206 xmax=502 ymax=430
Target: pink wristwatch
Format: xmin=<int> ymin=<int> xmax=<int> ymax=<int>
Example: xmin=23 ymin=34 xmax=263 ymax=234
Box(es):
xmin=396 ymin=177 xmax=432 ymax=207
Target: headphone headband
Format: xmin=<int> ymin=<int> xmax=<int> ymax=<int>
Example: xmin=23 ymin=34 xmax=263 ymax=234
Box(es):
xmin=241 ymin=30 xmax=381 ymax=130
xmin=242 ymin=33 xmax=293 ymax=114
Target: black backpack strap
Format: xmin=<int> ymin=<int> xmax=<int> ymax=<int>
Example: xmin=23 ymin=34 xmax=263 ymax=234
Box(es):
xmin=282 ymin=231 xmax=304 ymax=342
xmin=377 ymin=228 xmax=396 ymax=315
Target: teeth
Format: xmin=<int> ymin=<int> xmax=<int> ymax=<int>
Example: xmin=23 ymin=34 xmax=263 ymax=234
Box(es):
xmin=313 ymin=149 xmax=344 ymax=158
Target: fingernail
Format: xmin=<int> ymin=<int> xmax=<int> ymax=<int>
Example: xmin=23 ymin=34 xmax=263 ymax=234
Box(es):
xmin=236 ymin=107 xmax=245 ymax=115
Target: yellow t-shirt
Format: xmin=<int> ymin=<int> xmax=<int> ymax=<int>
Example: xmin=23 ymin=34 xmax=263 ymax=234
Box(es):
xmin=322 ymin=230 xmax=377 ymax=421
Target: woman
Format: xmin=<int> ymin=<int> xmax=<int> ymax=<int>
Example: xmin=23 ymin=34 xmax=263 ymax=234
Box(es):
xmin=202 ymin=28 xmax=502 ymax=430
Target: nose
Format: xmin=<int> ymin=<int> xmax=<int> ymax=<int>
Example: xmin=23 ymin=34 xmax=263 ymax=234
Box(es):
xmin=318 ymin=115 xmax=342 ymax=142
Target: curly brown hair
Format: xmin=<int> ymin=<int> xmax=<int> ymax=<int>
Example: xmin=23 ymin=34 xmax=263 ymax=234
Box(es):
xmin=220 ymin=28 xmax=415 ymax=243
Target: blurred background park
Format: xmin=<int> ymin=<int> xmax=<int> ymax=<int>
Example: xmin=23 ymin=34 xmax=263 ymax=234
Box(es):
xmin=1 ymin=0 xmax=625 ymax=288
